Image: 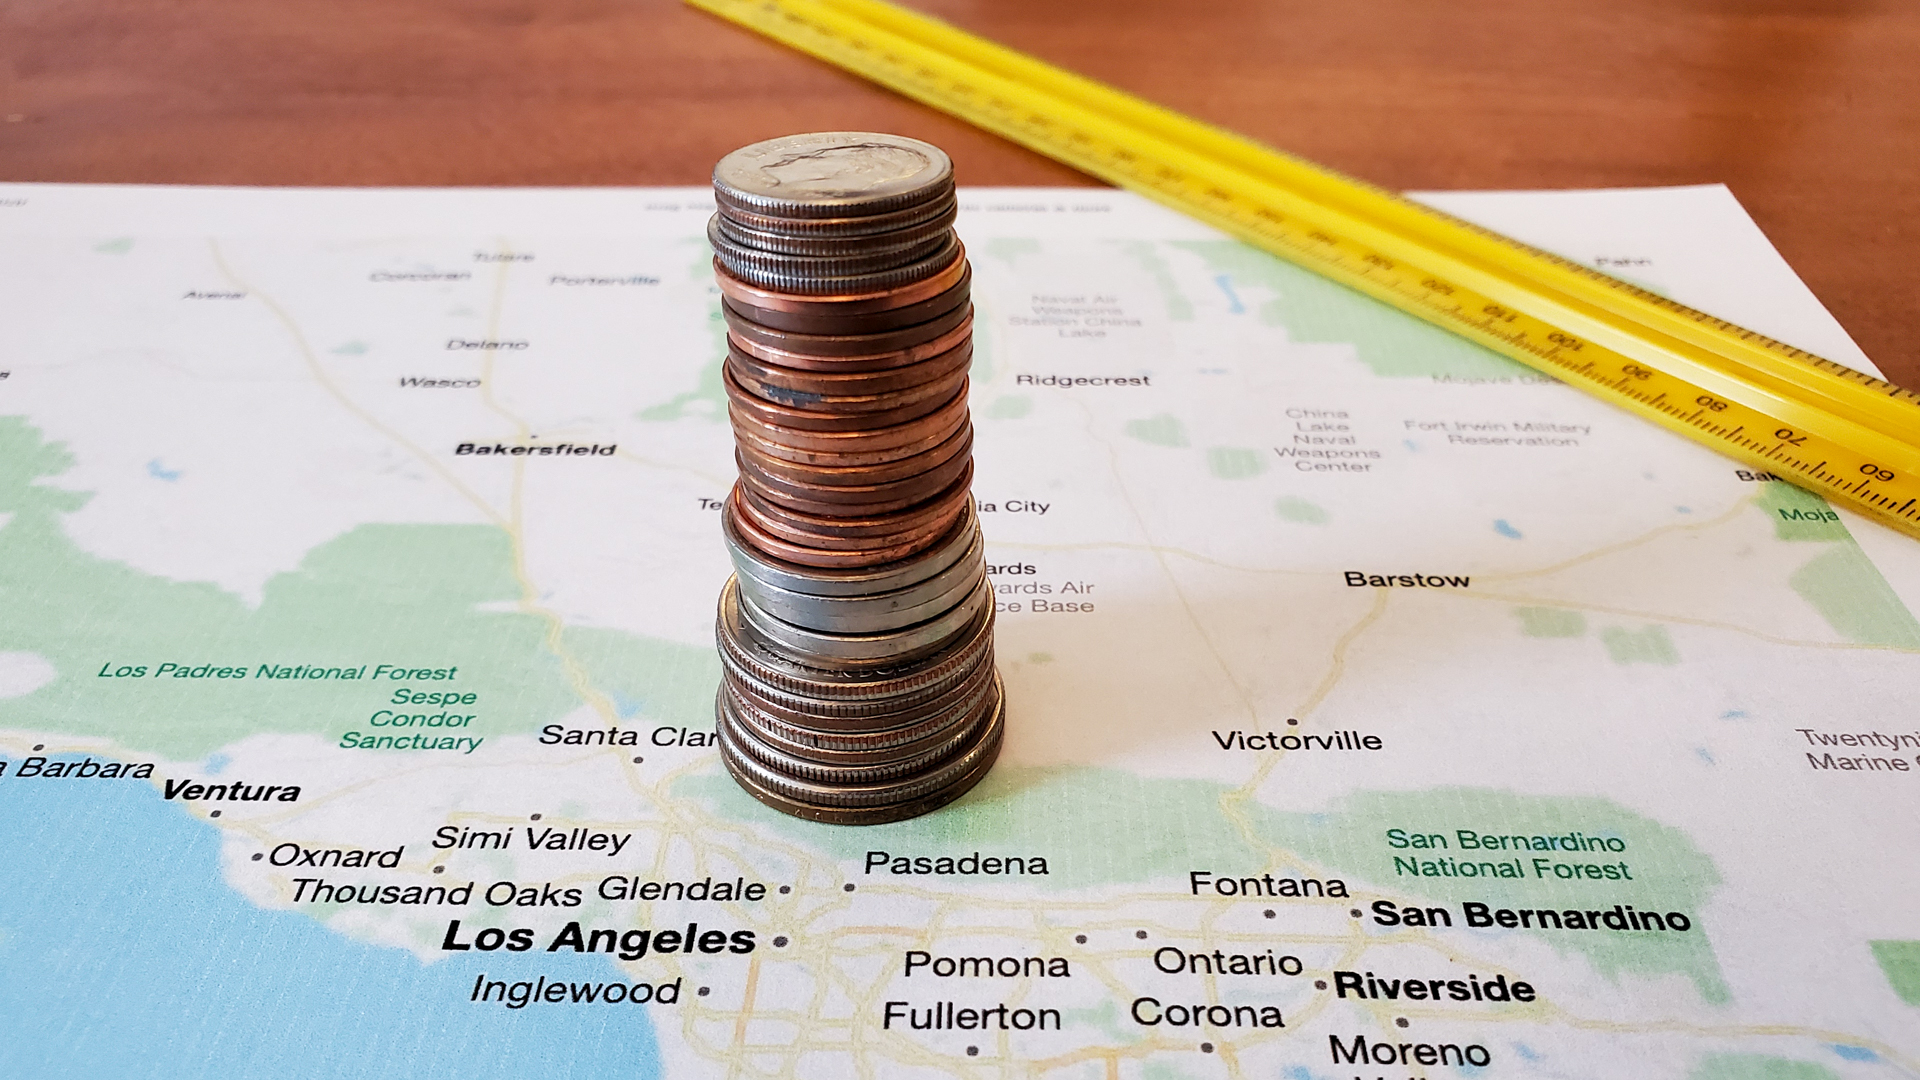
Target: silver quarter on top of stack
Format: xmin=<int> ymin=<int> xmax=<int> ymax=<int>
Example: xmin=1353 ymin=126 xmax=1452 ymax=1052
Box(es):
xmin=709 ymin=132 xmax=1001 ymax=825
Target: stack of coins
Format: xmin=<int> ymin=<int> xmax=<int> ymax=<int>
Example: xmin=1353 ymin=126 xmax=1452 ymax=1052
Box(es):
xmin=709 ymin=132 xmax=1002 ymax=825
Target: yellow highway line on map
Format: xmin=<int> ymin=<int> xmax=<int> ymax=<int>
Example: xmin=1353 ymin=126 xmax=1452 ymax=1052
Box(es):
xmin=1073 ymin=395 xmax=1264 ymax=723
xmin=1473 ymin=494 xmax=1760 ymax=583
xmin=209 ymin=240 xmax=507 ymax=529
xmin=1461 ymin=589 xmax=1920 ymax=653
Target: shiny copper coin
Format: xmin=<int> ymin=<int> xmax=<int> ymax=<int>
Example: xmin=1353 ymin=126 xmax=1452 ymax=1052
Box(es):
xmin=727 ymin=495 xmax=964 ymax=567
xmin=731 ymin=410 xmax=969 ymax=468
xmin=728 ymin=354 xmax=968 ymax=417
xmin=734 ymin=477 xmax=969 ymax=540
xmin=714 ymin=245 xmax=965 ymax=315
xmin=729 ymin=360 xmax=967 ymax=418
xmin=724 ymin=366 xmax=963 ymax=433
xmin=726 ymin=303 xmax=972 ymax=366
xmin=727 ymin=340 xmax=970 ymax=399
xmin=738 ymin=423 xmax=970 ymax=489
xmin=738 ymin=452 xmax=973 ymax=513
xmin=721 ymin=271 xmax=968 ymax=335
xmin=733 ymin=485 xmax=968 ymax=552
xmin=726 ymin=380 xmax=970 ymax=450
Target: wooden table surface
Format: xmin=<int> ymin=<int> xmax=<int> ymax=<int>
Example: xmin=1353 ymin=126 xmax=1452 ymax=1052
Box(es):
xmin=3 ymin=0 xmax=1914 ymax=385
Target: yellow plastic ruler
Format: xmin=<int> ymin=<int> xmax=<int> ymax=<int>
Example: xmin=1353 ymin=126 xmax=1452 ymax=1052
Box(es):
xmin=689 ymin=0 xmax=1920 ymax=541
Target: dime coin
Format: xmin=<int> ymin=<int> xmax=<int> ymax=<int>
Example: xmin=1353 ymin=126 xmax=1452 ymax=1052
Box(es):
xmin=715 ymin=201 xmax=957 ymax=254
xmin=709 ymin=216 xmax=954 ymax=283
xmin=713 ymin=235 xmax=960 ymax=297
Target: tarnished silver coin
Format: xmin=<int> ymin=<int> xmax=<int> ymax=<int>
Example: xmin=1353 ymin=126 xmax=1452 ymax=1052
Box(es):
xmin=719 ymin=689 xmax=990 ymax=785
xmin=724 ymin=657 xmax=996 ymax=741
xmin=737 ymin=576 xmax=989 ymax=667
xmin=707 ymin=216 xmax=953 ymax=280
xmin=722 ymin=647 xmax=994 ymax=735
xmin=716 ymin=234 xmax=960 ymax=296
xmin=712 ymin=132 xmax=953 ymax=220
xmin=714 ymin=203 xmax=957 ymax=257
xmin=715 ymin=577 xmax=994 ymax=698
xmin=716 ymin=677 xmax=1003 ymax=820
xmin=717 ymin=193 xmax=957 ymax=238
xmin=735 ymin=557 xmax=984 ymax=636
xmin=727 ymin=655 xmax=993 ymax=739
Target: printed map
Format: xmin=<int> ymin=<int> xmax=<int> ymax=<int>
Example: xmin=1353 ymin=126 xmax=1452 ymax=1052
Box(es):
xmin=1 ymin=182 xmax=1917 ymax=1079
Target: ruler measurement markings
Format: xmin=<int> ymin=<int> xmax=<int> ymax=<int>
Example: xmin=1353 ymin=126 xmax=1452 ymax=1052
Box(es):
xmin=693 ymin=0 xmax=1920 ymax=540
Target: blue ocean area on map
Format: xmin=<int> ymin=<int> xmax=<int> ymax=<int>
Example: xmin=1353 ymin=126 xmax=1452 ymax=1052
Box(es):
xmin=0 ymin=756 xmax=662 ymax=1080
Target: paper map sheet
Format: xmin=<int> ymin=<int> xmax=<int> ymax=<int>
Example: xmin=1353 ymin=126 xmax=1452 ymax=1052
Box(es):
xmin=1 ymin=182 xmax=1917 ymax=1080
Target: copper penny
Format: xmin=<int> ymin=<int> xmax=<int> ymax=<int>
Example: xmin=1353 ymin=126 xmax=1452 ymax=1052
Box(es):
xmin=731 ymin=411 xmax=970 ymax=468
xmin=736 ymin=460 xmax=973 ymax=528
xmin=733 ymin=492 xmax=962 ymax=553
xmin=734 ymin=479 xmax=970 ymax=542
xmin=741 ymin=420 xmax=970 ymax=484
xmin=715 ymin=246 xmax=966 ymax=314
xmin=729 ymin=403 xmax=968 ymax=462
xmin=738 ymin=451 xmax=972 ymax=513
xmin=726 ymin=303 xmax=972 ymax=366
xmin=724 ymin=366 xmax=963 ymax=433
xmin=727 ymin=340 xmax=971 ymax=398
xmin=738 ymin=423 xmax=971 ymax=488
xmin=722 ymin=276 xmax=968 ymax=335
xmin=728 ymin=356 xmax=969 ymax=416
xmin=726 ymin=381 xmax=970 ymax=448
xmin=727 ymin=496 xmax=963 ymax=568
